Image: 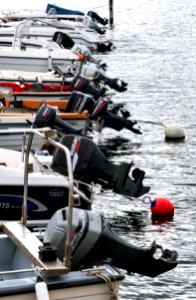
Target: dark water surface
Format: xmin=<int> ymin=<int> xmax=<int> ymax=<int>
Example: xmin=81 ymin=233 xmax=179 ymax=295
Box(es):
xmin=0 ymin=0 xmax=195 ymax=299
xmin=77 ymin=0 xmax=195 ymax=299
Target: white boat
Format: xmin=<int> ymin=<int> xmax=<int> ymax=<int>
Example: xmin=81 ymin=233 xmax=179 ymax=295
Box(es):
xmin=0 ymin=43 xmax=82 ymax=73
xmin=0 ymin=128 xmax=178 ymax=299
xmin=0 ymin=18 xmax=113 ymax=52
xmin=0 ymin=128 xmax=124 ymax=299
xmin=0 ymin=3 xmax=108 ymax=34
xmin=0 ymin=58 xmax=124 ymax=93
xmin=0 ymin=32 xmax=103 ymax=66
xmin=0 ymin=118 xmax=150 ymax=217
xmin=0 ymin=131 xmax=92 ymax=224
xmin=0 ymin=106 xmax=89 ymax=150
xmin=0 ymin=31 xmax=109 ymax=75
xmin=0 ymin=8 xmax=84 ymax=22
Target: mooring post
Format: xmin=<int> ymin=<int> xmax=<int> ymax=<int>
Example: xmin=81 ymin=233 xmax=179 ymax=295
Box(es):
xmin=109 ymin=0 xmax=114 ymax=26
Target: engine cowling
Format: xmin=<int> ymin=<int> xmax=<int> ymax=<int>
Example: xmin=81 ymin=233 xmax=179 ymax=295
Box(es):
xmin=43 ymin=207 xmax=178 ymax=277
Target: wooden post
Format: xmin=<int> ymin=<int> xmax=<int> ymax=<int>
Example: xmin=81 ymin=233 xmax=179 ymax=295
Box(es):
xmin=109 ymin=0 xmax=114 ymax=26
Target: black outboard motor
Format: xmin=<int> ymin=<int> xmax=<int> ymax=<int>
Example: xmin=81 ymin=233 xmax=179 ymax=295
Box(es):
xmin=33 ymin=97 xmax=141 ymax=136
xmin=66 ymin=89 xmax=142 ymax=135
xmin=94 ymin=72 xmax=128 ymax=92
xmin=71 ymin=75 xmax=107 ymax=100
xmin=87 ymin=11 xmax=108 ymax=26
xmin=52 ymin=31 xmax=75 ymax=49
xmin=101 ymin=110 xmax=142 ymax=134
xmin=53 ymin=32 xmax=103 ymax=66
xmin=33 ymin=104 xmax=83 ymax=135
xmin=43 ymin=207 xmax=178 ymax=277
xmin=97 ymin=41 xmax=114 ymax=52
xmin=65 ymin=91 xmax=108 ymax=120
xmin=51 ymin=134 xmax=150 ymax=197
xmin=73 ymin=72 xmax=127 ymax=93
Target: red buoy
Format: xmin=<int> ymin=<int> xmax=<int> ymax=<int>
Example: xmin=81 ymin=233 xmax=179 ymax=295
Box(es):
xmin=77 ymin=54 xmax=85 ymax=61
xmin=150 ymin=197 xmax=174 ymax=217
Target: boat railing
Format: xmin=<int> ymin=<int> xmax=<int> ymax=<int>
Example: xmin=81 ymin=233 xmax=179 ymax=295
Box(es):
xmin=12 ymin=19 xmax=32 ymax=50
xmin=0 ymin=127 xmax=75 ymax=275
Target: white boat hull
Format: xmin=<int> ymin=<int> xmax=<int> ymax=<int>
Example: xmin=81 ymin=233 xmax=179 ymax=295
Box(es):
xmin=0 ymin=224 xmax=123 ymax=300
xmin=0 ymin=48 xmax=78 ymax=73
xmin=0 ymin=19 xmax=112 ymax=52
xmin=0 ymin=281 xmax=121 ymax=300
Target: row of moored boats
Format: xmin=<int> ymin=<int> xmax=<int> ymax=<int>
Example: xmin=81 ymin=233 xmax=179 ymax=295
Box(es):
xmin=0 ymin=3 xmax=178 ymax=300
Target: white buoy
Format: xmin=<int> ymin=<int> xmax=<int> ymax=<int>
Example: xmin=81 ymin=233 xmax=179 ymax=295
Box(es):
xmin=164 ymin=123 xmax=185 ymax=140
xmin=35 ymin=278 xmax=50 ymax=300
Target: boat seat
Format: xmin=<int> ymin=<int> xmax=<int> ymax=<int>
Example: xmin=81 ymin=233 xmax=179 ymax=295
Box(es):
xmin=0 ymin=149 xmax=21 ymax=169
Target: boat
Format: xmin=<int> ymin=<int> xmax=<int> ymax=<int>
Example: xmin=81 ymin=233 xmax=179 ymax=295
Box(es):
xmin=0 ymin=114 xmax=150 ymax=222
xmin=0 ymin=69 xmax=73 ymax=87
xmin=0 ymin=127 xmax=178 ymax=299
xmin=0 ymin=101 xmax=142 ymax=153
xmin=0 ymin=67 xmax=139 ymax=137
xmin=0 ymin=18 xmax=113 ymax=52
xmin=0 ymin=42 xmax=84 ymax=73
xmin=0 ymin=31 xmax=125 ymax=94
xmin=0 ymin=128 xmax=124 ymax=299
xmin=0 ymin=133 xmax=93 ymax=224
xmin=0 ymin=23 xmax=89 ymax=74
xmin=0 ymin=108 xmax=88 ymax=130
xmin=0 ymin=3 xmax=108 ymax=34
xmin=2 ymin=90 xmax=71 ymax=110
xmin=0 ymin=106 xmax=89 ymax=149
xmin=0 ymin=55 xmax=127 ymax=93
xmin=45 ymin=3 xmax=109 ymax=30
xmin=0 ymin=31 xmax=103 ymax=66
xmin=0 ymin=7 xmax=84 ymax=22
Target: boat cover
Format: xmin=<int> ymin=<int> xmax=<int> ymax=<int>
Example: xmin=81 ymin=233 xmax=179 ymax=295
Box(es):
xmin=46 ymin=3 xmax=85 ymax=16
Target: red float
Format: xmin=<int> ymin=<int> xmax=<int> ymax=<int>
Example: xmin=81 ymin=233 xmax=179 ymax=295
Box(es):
xmin=150 ymin=197 xmax=174 ymax=217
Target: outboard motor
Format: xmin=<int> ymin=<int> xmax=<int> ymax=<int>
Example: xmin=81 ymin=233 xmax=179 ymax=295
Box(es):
xmin=52 ymin=24 xmax=112 ymax=53
xmin=66 ymin=89 xmax=142 ymax=134
xmin=33 ymin=104 xmax=83 ymax=135
xmin=79 ymin=63 xmax=128 ymax=92
xmin=51 ymin=134 xmax=150 ymax=197
xmin=43 ymin=207 xmax=178 ymax=277
xmin=71 ymin=75 xmax=107 ymax=100
xmin=53 ymin=32 xmax=103 ymax=66
xmin=33 ymin=98 xmax=141 ymax=135
xmin=52 ymin=31 xmax=75 ymax=49
xmin=94 ymin=71 xmax=128 ymax=92
xmin=87 ymin=11 xmax=108 ymax=26
xmin=72 ymin=44 xmax=102 ymax=65
xmin=83 ymin=15 xmax=106 ymax=34
xmin=97 ymin=41 xmax=114 ymax=52
xmin=65 ymin=91 xmax=108 ymax=119
xmin=101 ymin=110 xmax=142 ymax=134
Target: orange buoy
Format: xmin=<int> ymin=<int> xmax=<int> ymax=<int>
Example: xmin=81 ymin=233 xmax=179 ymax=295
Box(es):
xmin=150 ymin=197 xmax=174 ymax=217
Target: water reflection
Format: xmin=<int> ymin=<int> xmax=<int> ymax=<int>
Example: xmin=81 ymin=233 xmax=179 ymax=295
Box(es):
xmin=98 ymin=136 xmax=131 ymax=157
xmin=81 ymin=0 xmax=196 ymax=299
xmin=108 ymin=211 xmax=148 ymax=233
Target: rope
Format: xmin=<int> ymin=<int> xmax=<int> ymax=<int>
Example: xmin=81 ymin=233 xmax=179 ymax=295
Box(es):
xmin=73 ymin=180 xmax=95 ymax=204
xmin=86 ymin=268 xmax=118 ymax=299
xmin=132 ymin=119 xmax=166 ymax=127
